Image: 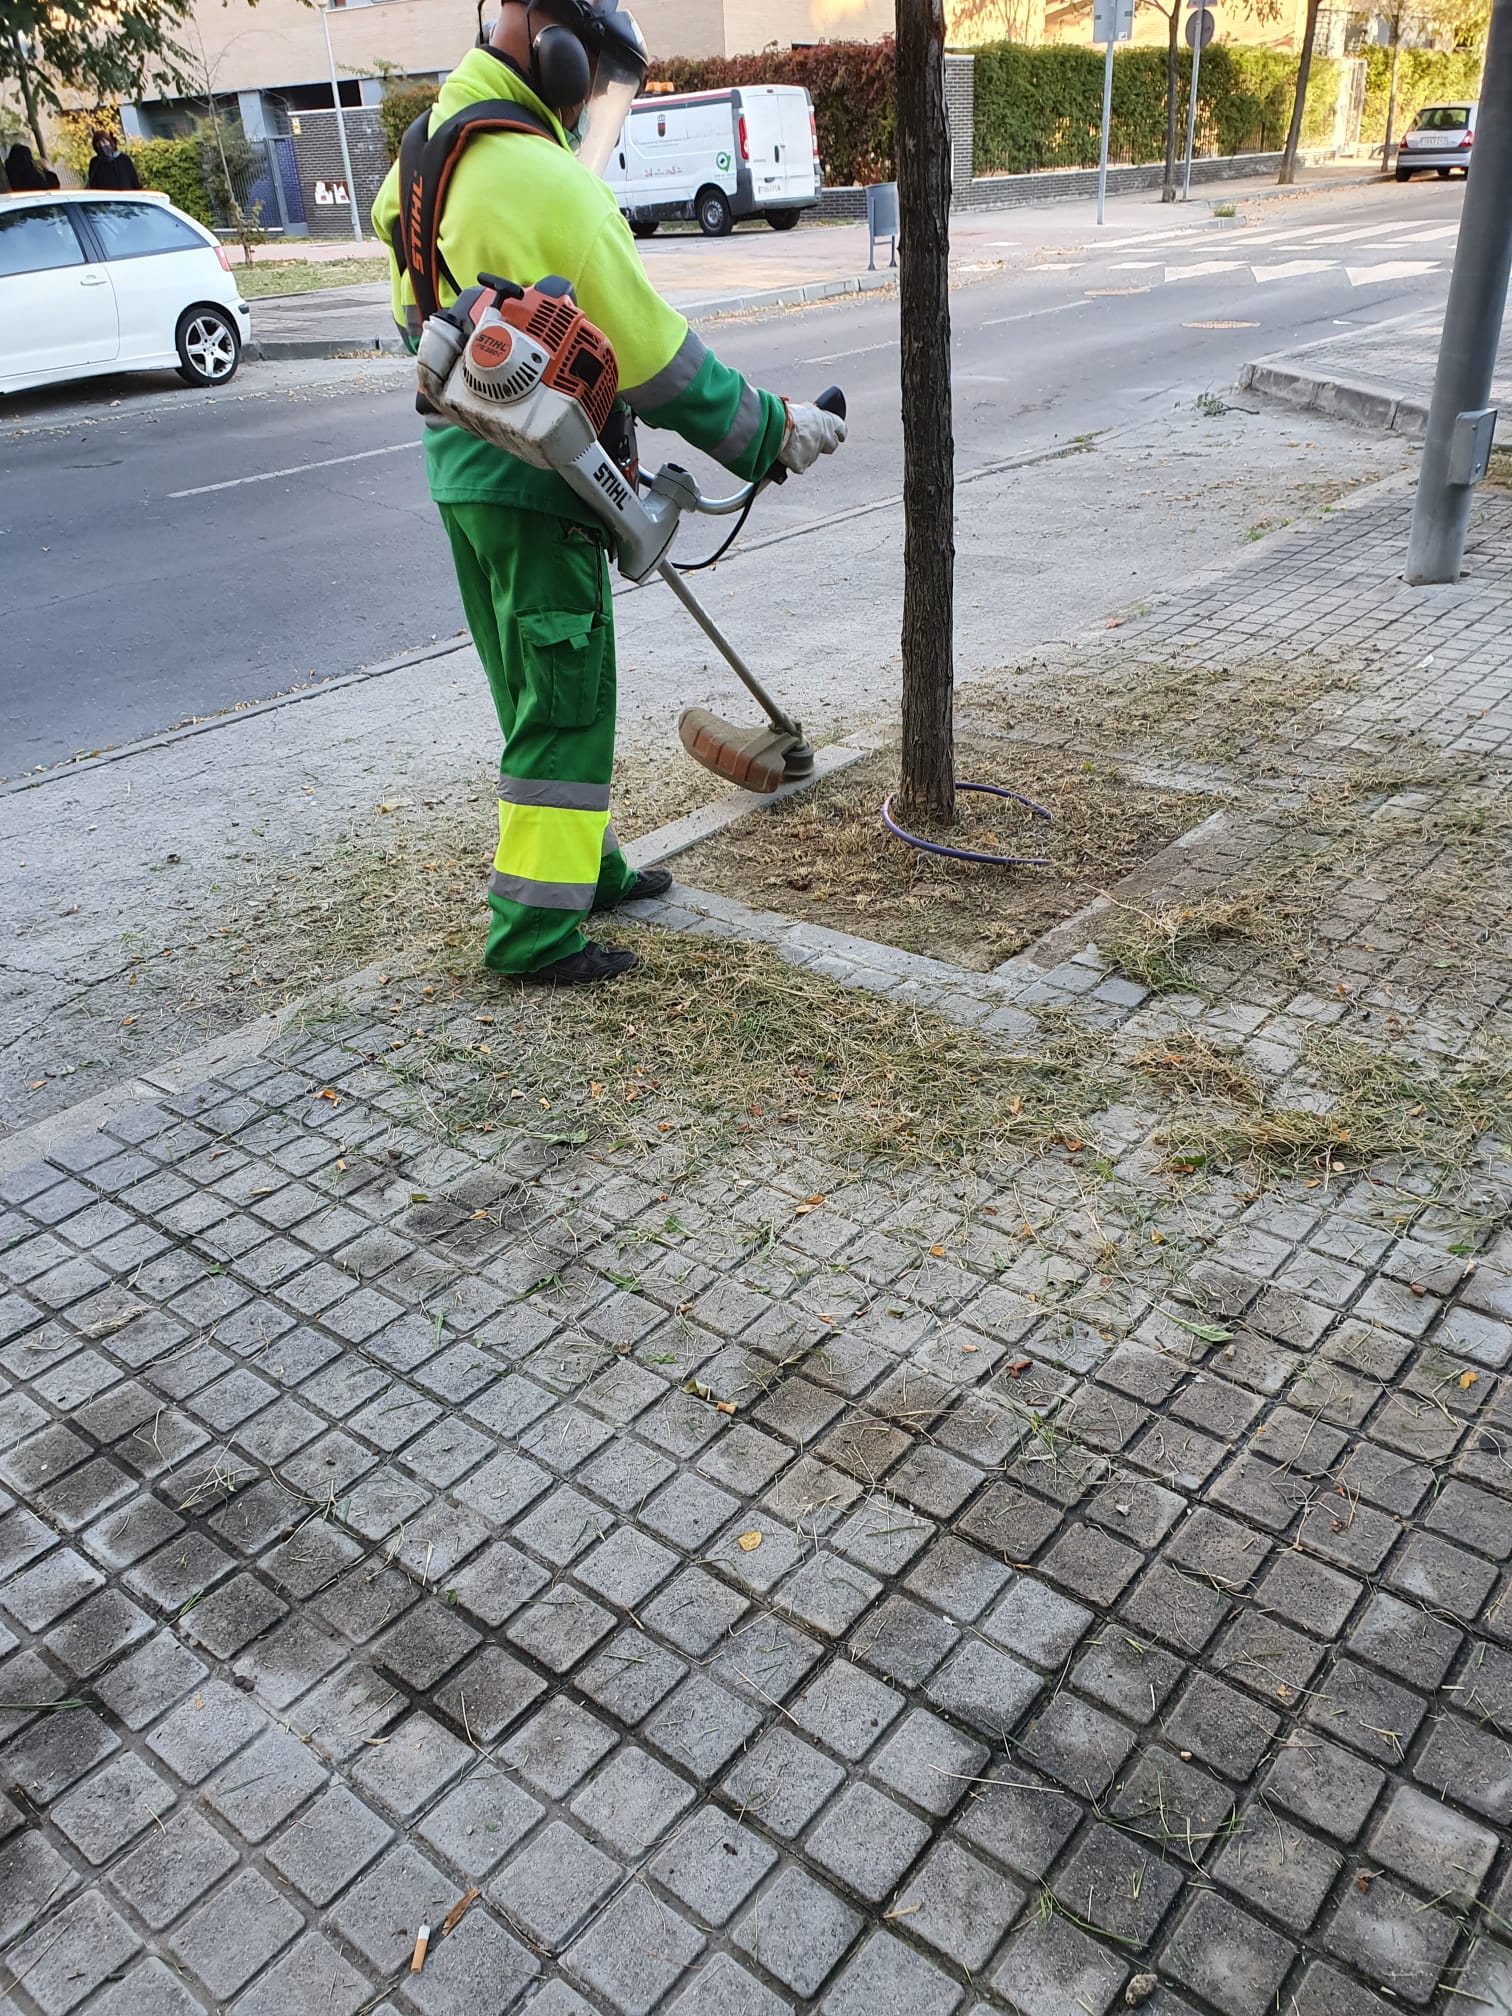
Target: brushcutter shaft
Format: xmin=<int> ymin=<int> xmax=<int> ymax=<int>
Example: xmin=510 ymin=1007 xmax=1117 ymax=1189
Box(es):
xmin=656 ymin=560 xmax=802 ymax=740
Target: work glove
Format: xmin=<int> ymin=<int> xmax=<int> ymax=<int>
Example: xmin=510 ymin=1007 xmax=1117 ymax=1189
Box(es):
xmin=779 ymin=397 xmax=847 ymax=474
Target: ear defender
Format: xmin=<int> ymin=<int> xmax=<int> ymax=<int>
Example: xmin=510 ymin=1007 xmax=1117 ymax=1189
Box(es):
xmin=532 ymin=23 xmax=591 ymax=107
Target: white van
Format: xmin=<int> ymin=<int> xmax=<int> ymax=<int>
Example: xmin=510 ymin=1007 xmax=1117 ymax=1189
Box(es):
xmin=605 ymin=85 xmax=821 ymax=237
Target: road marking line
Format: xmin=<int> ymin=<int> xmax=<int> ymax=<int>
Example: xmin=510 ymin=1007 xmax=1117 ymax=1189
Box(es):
xmin=167 ymin=441 xmax=417 ymax=498
xmin=1163 ymin=261 xmax=1246 ymax=282
xmin=983 ymin=298 xmax=1085 ymax=326
xmin=794 ymin=338 xmax=897 ymax=365
xmin=1250 ymin=258 xmax=1339 ymax=283
xmin=1346 ymin=260 xmax=1440 ymax=285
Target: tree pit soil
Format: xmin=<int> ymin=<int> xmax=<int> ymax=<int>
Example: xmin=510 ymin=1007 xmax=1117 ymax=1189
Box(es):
xmin=676 ymin=740 xmax=1223 ymax=972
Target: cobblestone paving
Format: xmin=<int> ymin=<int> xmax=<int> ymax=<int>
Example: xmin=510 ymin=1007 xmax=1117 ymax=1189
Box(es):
xmin=1 ymin=494 xmax=1510 ymax=2016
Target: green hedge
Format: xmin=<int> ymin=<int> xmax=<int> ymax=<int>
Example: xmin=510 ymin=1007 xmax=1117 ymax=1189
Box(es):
xmin=973 ymin=42 xmax=1338 ymax=175
xmin=378 ymin=81 xmax=441 ymax=160
xmin=128 ymin=137 xmax=213 ymax=224
xmin=652 ymin=37 xmax=1337 ymax=188
xmin=651 ymin=40 xmax=894 ymax=187
xmin=1360 ymin=45 xmax=1482 ymax=143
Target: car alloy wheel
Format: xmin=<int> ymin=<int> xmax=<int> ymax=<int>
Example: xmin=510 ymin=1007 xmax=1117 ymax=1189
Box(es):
xmin=183 ymin=312 xmax=238 ymax=381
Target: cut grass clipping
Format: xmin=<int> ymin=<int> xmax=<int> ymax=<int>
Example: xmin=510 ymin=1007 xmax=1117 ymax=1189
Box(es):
xmin=383 ymin=933 xmax=1123 ymax=1170
xmin=1140 ymin=1028 xmax=1510 ymax=1179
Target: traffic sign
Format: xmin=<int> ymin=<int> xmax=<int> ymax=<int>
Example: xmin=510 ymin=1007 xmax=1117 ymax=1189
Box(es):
xmin=1093 ymin=0 xmax=1134 ymax=42
xmin=1185 ymin=7 xmax=1215 ymax=47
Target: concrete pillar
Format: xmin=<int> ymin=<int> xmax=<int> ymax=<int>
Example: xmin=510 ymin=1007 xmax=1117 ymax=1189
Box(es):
xmin=943 ymin=52 xmax=975 ymax=205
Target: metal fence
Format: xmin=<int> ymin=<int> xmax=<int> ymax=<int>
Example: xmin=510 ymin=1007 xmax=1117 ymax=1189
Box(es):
xmin=207 ymin=133 xmax=306 ymax=234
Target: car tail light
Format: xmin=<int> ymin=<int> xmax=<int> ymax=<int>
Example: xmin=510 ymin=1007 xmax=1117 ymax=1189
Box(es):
xmin=214 ymin=244 xmax=232 ymax=271
xmin=1398 ymin=136 xmax=1408 ymax=149
xmin=738 ymin=114 xmax=748 ymax=161
xmin=1459 ymin=133 xmax=1472 ymax=147
xmin=809 ymin=109 xmax=818 ymax=156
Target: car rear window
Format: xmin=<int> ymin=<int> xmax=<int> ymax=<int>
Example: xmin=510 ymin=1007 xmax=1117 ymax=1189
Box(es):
xmin=1414 ymin=106 xmax=1471 ymax=130
xmin=0 ymin=205 xmax=85 ymax=278
xmin=83 ymin=200 xmax=207 ymax=259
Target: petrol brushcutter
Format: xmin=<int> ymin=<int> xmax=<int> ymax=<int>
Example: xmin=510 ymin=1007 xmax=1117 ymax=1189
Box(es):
xmin=415 ymin=271 xmax=844 ymax=793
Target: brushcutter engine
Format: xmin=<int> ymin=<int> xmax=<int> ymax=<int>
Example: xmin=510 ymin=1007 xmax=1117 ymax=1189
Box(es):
xmin=416 ymin=273 xmax=682 ymax=582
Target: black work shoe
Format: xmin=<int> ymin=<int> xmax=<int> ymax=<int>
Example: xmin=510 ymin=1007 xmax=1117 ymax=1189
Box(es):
xmin=594 ymin=867 xmax=673 ymax=912
xmin=525 ymin=942 xmax=638 ymax=986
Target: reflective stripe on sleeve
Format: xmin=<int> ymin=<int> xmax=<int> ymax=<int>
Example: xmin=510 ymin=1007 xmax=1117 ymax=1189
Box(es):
xmin=621 ymin=327 xmax=707 ymax=413
xmin=713 ymin=381 xmax=762 ymax=467
xmin=498 ymin=774 xmax=611 ymax=813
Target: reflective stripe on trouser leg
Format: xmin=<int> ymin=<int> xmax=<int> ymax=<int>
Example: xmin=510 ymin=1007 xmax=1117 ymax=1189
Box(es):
xmin=488 ymin=797 xmax=607 ymax=911
xmin=439 ymin=502 xmax=629 ymax=973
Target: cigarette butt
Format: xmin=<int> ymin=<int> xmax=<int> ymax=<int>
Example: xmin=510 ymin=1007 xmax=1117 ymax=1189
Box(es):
xmin=411 ymin=1925 xmax=431 ymax=1973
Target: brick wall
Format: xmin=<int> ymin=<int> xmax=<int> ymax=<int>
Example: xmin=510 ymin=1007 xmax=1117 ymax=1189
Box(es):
xmin=288 ymin=107 xmax=390 ymax=239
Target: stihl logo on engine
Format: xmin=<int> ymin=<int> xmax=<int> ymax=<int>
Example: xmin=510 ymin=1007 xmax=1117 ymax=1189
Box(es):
xmin=470 ymin=325 xmax=513 ymax=370
xmin=592 ymin=462 xmax=632 ymax=511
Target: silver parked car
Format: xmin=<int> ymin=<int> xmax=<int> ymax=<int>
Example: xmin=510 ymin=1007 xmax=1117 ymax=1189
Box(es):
xmin=1396 ymin=101 xmax=1476 ymax=180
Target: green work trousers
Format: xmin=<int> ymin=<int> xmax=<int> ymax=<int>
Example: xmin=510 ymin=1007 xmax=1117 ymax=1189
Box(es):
xmin=440 ymin=502 xmax=636 ymax=973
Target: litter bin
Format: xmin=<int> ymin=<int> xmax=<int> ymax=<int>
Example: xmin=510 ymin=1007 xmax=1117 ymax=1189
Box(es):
xmin=866 ymin=181 xmax=898 ymax=271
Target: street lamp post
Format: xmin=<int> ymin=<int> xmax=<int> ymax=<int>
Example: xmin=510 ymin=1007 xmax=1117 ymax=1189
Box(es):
xmin=320 ymin=2 xmax=366 ymax=244
xmin=1405 ymin=0 xmax=1512 ymax=581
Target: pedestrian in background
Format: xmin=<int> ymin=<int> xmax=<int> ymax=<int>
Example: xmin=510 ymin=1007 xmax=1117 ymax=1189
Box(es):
xmin=87 ymin=131 xmax=140 ymax=190
xmin=4 ymin=143 xmax=55 ymax=191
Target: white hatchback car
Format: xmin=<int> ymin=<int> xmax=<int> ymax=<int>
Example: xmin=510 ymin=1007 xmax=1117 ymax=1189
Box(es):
xmin=0 ymin=188 xmax=250 ymax=396
xmin=1396 ymin=101 xmax=1476 ymax=180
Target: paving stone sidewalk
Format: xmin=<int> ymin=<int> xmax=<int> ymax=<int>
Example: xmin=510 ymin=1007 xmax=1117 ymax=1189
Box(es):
xmin=1 ymin=489 xmax=1511 ymax=2016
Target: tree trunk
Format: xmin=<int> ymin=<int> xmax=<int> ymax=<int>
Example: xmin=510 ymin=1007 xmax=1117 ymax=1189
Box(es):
xmin=1162 ymin=4 xmax=1181 ymax=202
xmin=1382 ymin=28 xmax=1402 ymax=172
xmin=1279 ymin=0 xmax=1323 ymax=185
xmin=895 ymin=0 xmax=956 ymax=827
xmin=9 ymin=34 xmax=50 ymax=162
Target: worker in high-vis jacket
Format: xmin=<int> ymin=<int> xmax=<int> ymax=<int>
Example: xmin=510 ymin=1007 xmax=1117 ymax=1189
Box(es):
xmin=373 ymin=0 xmax=844 ymax=985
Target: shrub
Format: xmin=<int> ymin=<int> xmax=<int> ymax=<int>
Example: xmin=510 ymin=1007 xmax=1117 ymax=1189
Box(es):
xmin=378 ymin=81 xmax=442 ymax=159
xmin=973 ymin=40 xmax=1341 ymax=174
xmin=129 ymin=137 xmax=213 ymax=222
xmin=650 ymin=39 xmax=895 ymax=186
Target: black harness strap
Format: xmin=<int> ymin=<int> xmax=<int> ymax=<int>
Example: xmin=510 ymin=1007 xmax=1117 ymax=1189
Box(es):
xmin=395 ymin=98 xmax=558 ymax=323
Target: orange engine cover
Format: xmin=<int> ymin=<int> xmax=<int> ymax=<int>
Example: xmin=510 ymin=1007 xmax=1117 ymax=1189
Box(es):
xmin=467 ymin=283 xmax=620 ymax=439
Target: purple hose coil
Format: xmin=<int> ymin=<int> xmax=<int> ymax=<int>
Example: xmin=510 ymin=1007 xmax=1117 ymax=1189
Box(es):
xmin=880 ymin=780 xmax=1054 ymax=867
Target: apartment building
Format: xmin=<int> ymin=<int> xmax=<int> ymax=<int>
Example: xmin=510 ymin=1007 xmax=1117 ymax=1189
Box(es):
xmin=125 ymin=0 xmax=892 ymax=143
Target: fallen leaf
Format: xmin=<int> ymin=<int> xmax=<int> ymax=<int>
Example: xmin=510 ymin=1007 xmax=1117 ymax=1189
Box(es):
xmin=737 ymin=1531 xmax=763 ymax=1552
xmin=440 ymin=1888 xmax=480 ymax=1937
xmin=1007 ymin=1357 xmax=1032 ymax=1378
xmin=1459 ymin=1370 xmax=1479 ymax=1390
xmin=929 ymin=1245 xmax=945 ymax=1258
xmin=316 ymin=1087 xmax=339 ymax=1104
xmin=1355 ymin=1872 xmax=1372 ymax=1894
xmin=715 ymin=1400 xmax=737 ymax=1416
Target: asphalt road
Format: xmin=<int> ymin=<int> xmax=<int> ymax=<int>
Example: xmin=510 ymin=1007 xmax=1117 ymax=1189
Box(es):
xmin=1 ymin=178 xmax=1462 ymax=775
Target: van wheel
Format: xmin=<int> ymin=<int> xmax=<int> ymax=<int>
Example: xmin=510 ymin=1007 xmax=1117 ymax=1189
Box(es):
xmin=766 ymin=209 xmax=800 ymax=231
xmin=175 ymin=304 xmax=241 ymax=386
xmin=630 ymin=220 xmax=658 ymax=239
xmin=696 ymin=186 xmax=733 ymax=237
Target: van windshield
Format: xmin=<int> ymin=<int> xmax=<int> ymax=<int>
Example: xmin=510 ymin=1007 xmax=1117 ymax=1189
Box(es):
xmin=1414 ymin=105 xmax=1470 ymax=130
